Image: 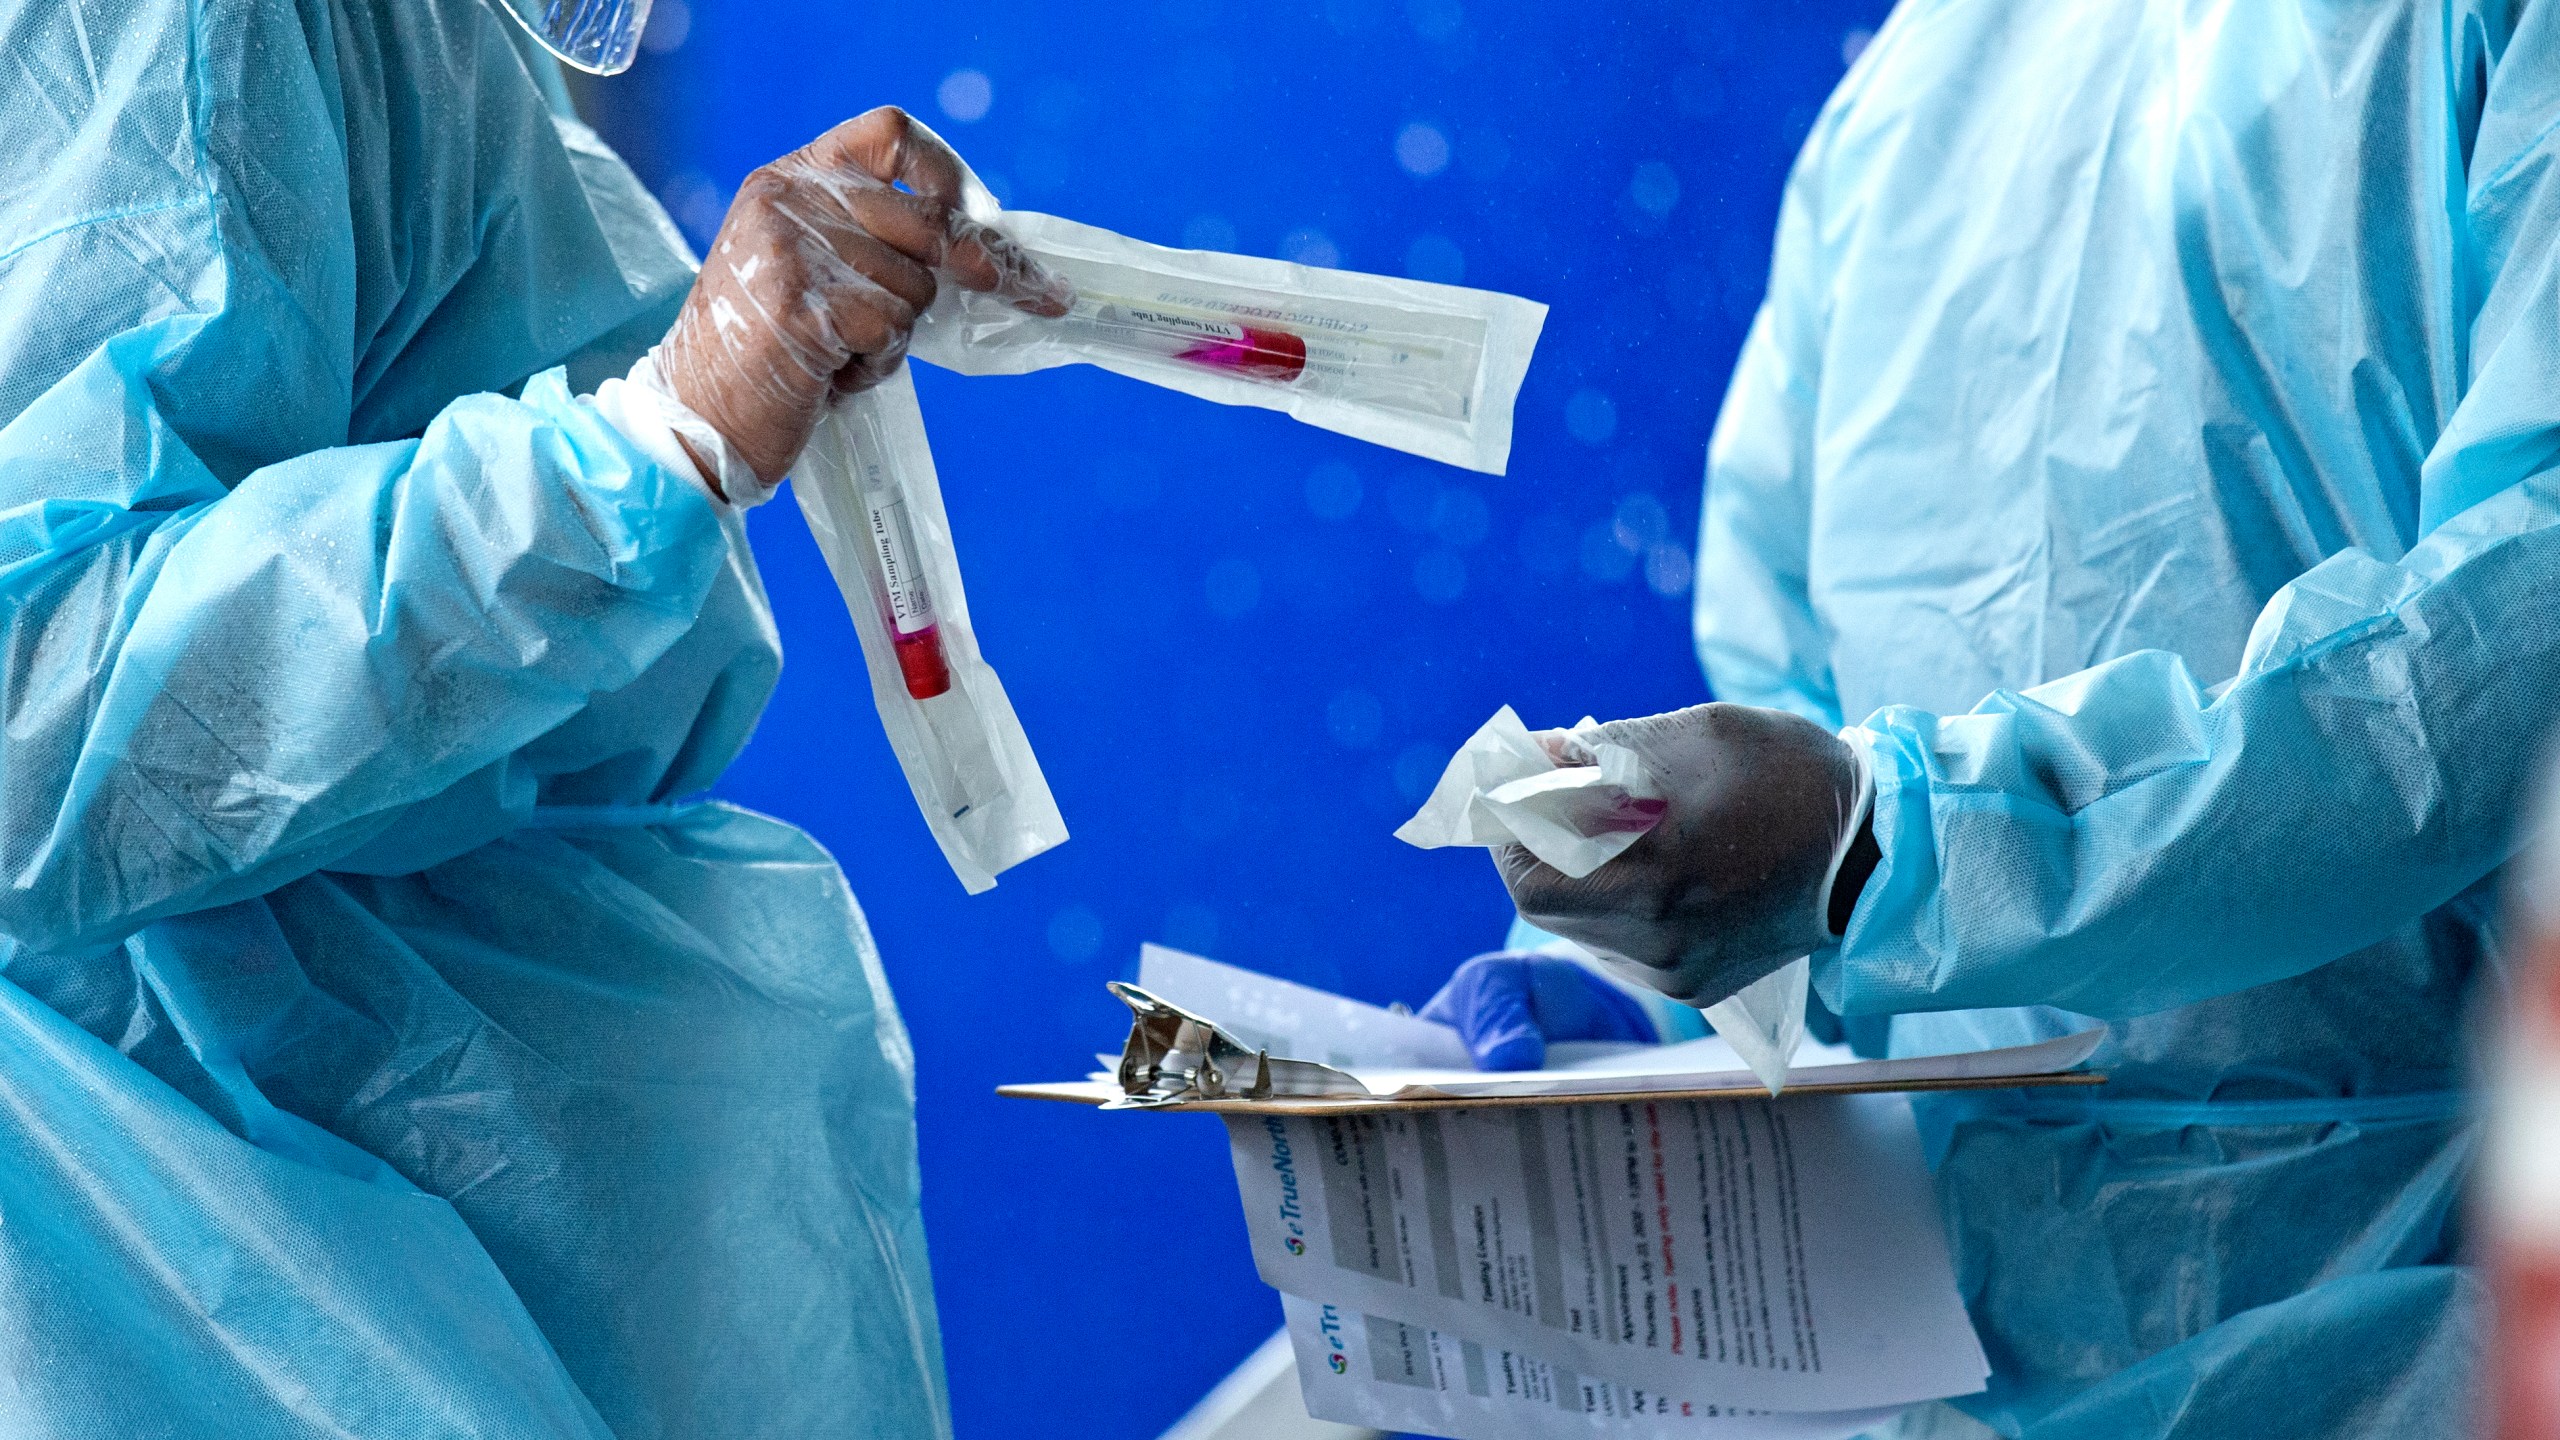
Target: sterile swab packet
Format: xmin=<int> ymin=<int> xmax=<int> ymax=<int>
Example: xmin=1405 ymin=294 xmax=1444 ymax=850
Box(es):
xmin=1395 ymin=705 xmax=1809 ymax=1093
xmin=906 ymin=143 xmax=1547 ymax=475
xmin=793 ymin=366 xmax=1067 ymax=892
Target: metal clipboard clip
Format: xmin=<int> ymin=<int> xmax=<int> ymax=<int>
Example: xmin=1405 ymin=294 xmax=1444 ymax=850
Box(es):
xmin=1105 ymin=982 xmax=1369 ymax=1108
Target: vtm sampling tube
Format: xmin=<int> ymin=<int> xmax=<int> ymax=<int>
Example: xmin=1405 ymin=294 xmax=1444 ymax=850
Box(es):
xmin=857 ymin=454 xmax=953 ymax=700
xmin=1072 ymin=295 xmax=1308 ymax=383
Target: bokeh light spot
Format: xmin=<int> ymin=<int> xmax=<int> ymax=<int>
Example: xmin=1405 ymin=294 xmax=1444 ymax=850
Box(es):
xmin=1581 ymin=521 xmax=1638 ymax=583
xmin=1047 ymin=904 xmax=1105 ymax=963
xmin=1204 ymin=558 xmax=1262 ymax=618
xmin=1406 ymin=0 xmax=1463 ymax=41
xmin=1280 ymin=227 xmax=1342 ymax=268
xmin=1404 ymin=234 xmax=1466 ymax=284
xmin=1567 ymin=389 xmax=1619 ymax=446
xmin=1613 ymin=492 xmax=1671 ymax=550
xmin=1646 ymin=543 xmax=1695 ymax=597
xmin=937 ymin=68 xmax=994 ymax=123
xmin=1327 ymin=689 xmax=1385 ymax=749
xmin=640 ymin=0 xmax=690 ymax=54
xmin=1629 ymin=161 xmax=1682 ymax=218
xmin=1429 ymin=487 xmax=1491 ymax=548
xmin=1183 ymin=215 xmax=1239 ymax=251
xmin=1393 ymin=742 xmax=1451 ymax=802
xmin=1305 ymin=462 xmax=1363 ymax=520
xmin=1395 ymin=122 xmax=1452 ymax=178
xmin=1413 ymin=549 xmax=1468 ymax=604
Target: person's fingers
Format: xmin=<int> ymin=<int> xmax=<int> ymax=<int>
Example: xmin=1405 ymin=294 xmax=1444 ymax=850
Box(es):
xmin=812 ymin=280 xmax=915 ymax=371
xmin=789 ymin=112 xmax=1076 ymax=316
xmin=781 ymin=214 xmax=940 ymax=314
xmin=833 ymin=344 xmax=907 ymax=396
xmin=952 ymin=220 xmax=1077 ymax=314
xmin=1528 ymin=728 xmax=1587 ymax=765
xmin=1494 ymin=842 xmax=1625 ymax=921
xmin=1592 ymin=703 xmax=1717 ymax=760
xmin=797 ymin=106 xmax=970 ymax=202
xmin=1461 ymin=958 xmax=1547 ymax=1071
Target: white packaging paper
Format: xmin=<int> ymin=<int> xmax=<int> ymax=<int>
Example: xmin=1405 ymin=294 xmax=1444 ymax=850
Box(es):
xmin=1228 ymin=1094 xmax=1988 ymax=1413
xmin=793 ymin=368 xmax=1067 ymax=892
xmin=1280 ymin=1294 xmax=1901 ymax=1440
xmin=1704 ymin=960 xmax=1811 ymax=1099
xmin=908 ymin=167 xmax=1545 ymax=474
xmin=1137 ymin=944 xmax=1474 ymax=1071
xmin=1394 ymin=706 xmax=1666 ymax=879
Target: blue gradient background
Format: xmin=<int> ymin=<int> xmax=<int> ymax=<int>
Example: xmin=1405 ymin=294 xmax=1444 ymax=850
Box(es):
xmin=579 ymin=3 xmax=1890 ymax=1432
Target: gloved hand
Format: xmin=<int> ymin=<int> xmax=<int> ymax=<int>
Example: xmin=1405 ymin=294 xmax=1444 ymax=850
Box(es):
xmin=1420 ymin=952 xmax=1661 ymax=1071
xmin=657 ymin=107 xmax=1073 ymax=494
xmin=1493 ymin=703 xmax=1871 ymax=1006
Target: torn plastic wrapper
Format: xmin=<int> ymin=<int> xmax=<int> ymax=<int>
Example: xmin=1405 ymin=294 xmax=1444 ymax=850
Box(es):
xmin=1395 ymin=704 xmax=1810 ymax=1094
xmin=905 ymin=152 xmax=1545 ymax=475
xmin=792 ymin=367 xmax=1067 ymax=892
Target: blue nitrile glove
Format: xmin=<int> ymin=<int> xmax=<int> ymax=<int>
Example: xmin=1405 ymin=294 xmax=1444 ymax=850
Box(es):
xmin=1420 ymin=952 xmax=1661 ymax=1071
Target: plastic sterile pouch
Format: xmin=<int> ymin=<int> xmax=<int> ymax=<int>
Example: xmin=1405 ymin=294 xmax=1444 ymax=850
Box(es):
xmin=1395 ymin=704 xmax=1810 ymax=1093
xmin=908 ymin=167 xmax=1546 ymax=475
xmin=793 ymin=366 xmax=1067 ymax=893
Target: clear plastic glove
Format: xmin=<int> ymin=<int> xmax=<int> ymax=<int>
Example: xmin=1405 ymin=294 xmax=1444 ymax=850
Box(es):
xmin=1494 ymin=703 xmax=1871 ymax=1007
xmin=656 ymin=107 xmax=1074 ymax=493
xmin=1419 ymin=952 xmax=1661 ymax=1071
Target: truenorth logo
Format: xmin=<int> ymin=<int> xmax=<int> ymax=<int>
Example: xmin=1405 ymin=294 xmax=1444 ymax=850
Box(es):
xmin=1318 ymin=1305 xmax=1349 ymax=1373
xmin=1265 ymin=1118 xmax=1306 ymax=1255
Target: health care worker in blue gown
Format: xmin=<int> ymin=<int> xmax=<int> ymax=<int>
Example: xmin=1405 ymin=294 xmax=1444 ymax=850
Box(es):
xmin=0 ymin=0 xmax=1073 ymax=1429
xmin=1429 ymin=3 xmax=2560 ymax=1436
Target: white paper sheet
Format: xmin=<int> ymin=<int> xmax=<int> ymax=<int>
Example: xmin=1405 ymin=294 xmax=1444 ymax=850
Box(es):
xmin=1138 ymin=943 xmax=1474 ymax=1070
xmin=1340 ymin=1030 xmax=2102 ymax=1102
xmin=1227 ymin=1093 xmax=1987 ymax=1412
xmin=1281 ymin=1294 xmax=1903 ymax=1440
xmin=1118 ymin=946 xmax=2100 ymax=1103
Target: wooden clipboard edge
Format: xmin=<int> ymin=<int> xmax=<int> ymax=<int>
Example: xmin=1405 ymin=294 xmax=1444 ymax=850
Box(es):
xmin=996 ymin=1069 xmax=2106 ymax=1116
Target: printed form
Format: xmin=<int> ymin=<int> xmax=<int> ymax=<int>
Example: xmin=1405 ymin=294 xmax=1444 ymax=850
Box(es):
xmin=1227 ymin=1092 xmax=1987 ymax=1413
xmin=1280 ymin=1294 xmax=1901 ymax=1439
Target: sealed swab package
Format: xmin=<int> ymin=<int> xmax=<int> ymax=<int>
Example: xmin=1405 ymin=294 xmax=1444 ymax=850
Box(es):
xmin=911 ymin=195 xmax=1547 ymax=475
xmin=793 ymin=367 xmax=1067 ymax=892
xmin=1396 ymin=705 xmax=1809 ymax=1092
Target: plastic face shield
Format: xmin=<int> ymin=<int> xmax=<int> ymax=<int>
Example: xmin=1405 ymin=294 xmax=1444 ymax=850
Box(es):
xmin=497 ymin=0 xmax=652 ymax=75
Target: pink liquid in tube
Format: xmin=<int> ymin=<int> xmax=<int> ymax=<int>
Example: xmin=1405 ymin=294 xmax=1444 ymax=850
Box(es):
xmin=1088 ymin=301 xmax=1311 ymax=385
xmin=864 ymin=488 xmax=953 ymax=700
xmin=1173 ymin=324 xmax=1308 ymax=382
xmin=893 ymin=625 xmax=951 ymax=700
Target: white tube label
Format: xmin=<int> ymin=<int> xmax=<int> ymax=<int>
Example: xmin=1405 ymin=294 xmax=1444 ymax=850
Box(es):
xmin=867 ymin=493 xmax=937 ymax=637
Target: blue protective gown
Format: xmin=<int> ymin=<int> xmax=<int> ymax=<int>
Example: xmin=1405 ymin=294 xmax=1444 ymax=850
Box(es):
xmin=1697 ymin=2 xmax=2559 ymax=1435
xmin=0 ymin=0 xmax=948 ymax=1436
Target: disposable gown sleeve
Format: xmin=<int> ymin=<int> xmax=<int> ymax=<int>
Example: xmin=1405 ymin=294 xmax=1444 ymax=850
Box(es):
xmin=0 ymin=364 xmax=726 ymax=956
xmin=1828 ymin=55 xmax=2560 ymax=1019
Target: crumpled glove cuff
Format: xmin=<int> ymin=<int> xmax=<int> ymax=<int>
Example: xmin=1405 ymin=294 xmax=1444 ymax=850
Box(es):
xmin=1813 ymin=738 xmax=1875 ymax=938
xmin=590 ymin=350 xmax=776 ymax=508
